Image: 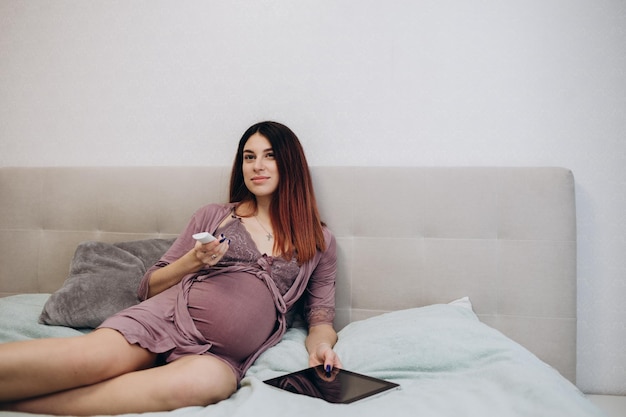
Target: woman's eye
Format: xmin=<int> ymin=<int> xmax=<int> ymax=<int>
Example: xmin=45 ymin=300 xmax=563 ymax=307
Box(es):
xmin=265 ymin=152 xmax=275 ymax=159
xmin=244 ymin=154 xmax=255 ymax=161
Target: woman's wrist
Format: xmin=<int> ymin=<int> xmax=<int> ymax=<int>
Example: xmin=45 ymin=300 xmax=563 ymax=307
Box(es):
xmin=184 ymin=247 xmax=208 ymax=271
xmin=309 ymin=342 xmax=332 ymax=359
xmin=314 ymin=342 xmax=332 ymax=350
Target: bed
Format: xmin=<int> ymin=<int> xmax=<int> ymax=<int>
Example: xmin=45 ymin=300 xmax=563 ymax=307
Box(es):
xmin=0 ymin=166 xmax=608 ymax=416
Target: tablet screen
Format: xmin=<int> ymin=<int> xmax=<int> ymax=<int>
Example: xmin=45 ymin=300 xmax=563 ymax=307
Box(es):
xmin=263 ymin=365 xmax=399 ymax=404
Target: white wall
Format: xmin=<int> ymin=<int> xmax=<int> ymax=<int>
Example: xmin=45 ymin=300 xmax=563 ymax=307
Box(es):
xmin=1 ymin=0 xmax=624 ymax=395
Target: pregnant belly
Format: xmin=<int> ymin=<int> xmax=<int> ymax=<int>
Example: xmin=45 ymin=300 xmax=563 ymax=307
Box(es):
xmin=187 ymin=272 xmax=277 ymax=362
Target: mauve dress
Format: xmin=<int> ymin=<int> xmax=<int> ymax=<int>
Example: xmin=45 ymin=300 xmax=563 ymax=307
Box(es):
xmin=98 ymin=203 xmax=337 ymax=382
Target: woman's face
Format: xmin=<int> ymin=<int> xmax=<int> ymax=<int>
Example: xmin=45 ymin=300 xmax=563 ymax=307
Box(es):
xmin=242 ymin=133 xmax=280 ymax=200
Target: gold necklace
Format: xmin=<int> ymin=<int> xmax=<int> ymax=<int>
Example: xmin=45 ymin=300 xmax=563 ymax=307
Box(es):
xmin=254 ymin=215 xmax=273 ymax=241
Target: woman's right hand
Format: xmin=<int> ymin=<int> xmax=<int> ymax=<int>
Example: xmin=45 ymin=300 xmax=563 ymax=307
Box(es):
xmin=145 ymin=235 xmax=230 ymax=298
xmin=194 ymin=234 xmax=230 ymax=267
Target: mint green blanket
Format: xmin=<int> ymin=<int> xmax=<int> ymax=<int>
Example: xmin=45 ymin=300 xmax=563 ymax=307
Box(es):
xmin=0 ymin=295 xmax=606 ymax=417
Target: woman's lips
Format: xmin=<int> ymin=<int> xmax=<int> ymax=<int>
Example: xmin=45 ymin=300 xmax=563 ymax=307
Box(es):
xmin=251 ymin=176 xmax=269 ymax=184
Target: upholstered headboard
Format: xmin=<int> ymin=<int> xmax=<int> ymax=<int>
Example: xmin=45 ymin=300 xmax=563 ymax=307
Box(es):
xmin=0 ymin=167 xmax=576 ymax=383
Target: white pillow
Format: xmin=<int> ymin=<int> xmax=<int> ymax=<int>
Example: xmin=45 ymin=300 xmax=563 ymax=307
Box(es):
xmin=447 ymin=296 xmax=473 ymax=310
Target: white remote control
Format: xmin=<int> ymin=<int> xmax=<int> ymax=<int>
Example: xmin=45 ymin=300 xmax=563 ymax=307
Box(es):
xmin=192 ymin=232 xmax=216 ymax=244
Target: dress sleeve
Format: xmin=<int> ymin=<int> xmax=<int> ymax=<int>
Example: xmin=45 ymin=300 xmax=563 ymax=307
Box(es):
xmin=137 ymin=204 xmax=231 ymax=300
xmin=303 ymin=230 xmax=337 ymax=326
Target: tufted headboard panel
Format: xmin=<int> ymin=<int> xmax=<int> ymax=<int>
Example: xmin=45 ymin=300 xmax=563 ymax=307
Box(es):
xmin=0 ymin=166 xmax=576 ymax=383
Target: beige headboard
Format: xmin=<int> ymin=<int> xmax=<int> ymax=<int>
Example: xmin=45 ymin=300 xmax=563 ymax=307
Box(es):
xmin=0 ymin=167 xmax=576 ymax=383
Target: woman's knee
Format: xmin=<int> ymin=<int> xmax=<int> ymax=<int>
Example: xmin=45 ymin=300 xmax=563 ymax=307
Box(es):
xmin=162 ymin=356 xmax=237 ymax=408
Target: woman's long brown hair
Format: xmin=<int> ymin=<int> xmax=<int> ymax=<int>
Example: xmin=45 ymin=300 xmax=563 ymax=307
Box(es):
xmin=229 ymin=121 xmax=326 ymax=263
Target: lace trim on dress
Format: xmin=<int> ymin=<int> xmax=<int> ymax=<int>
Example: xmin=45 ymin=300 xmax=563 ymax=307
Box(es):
xmin=215 ymin=214 xmax=300 ymax=296
xmin=307 ymin=306 xmax=335 ymax=326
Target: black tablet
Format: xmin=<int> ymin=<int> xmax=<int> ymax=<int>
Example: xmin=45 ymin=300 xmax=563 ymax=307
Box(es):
xmin=263 ymin=365 xmax=399 ymax=404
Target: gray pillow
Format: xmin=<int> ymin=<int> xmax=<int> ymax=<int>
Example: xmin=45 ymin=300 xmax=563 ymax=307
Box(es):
xmin=39 ymin=238 xmax=175 ymax=329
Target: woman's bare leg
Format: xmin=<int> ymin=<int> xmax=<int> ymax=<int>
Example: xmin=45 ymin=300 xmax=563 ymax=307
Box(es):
xmin=0 ymin=328 xmax=156 ymax=402
xmin=2 ymin=354 xmax=238 ymax=415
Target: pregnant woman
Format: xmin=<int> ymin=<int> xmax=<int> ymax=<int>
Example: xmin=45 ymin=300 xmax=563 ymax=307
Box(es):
xmin=0 ymin=121 xmax=342 ymax=415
